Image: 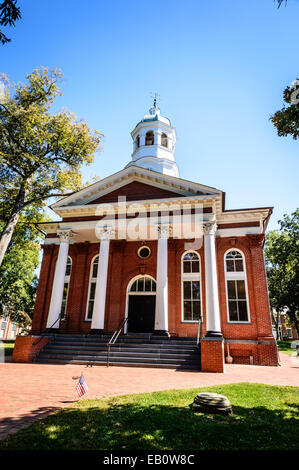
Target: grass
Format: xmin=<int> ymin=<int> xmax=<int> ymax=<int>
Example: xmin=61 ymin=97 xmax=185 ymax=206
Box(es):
xmin=277 ymin=340 xmax=298 ymax=356
xmin=0 ymin=340 xmax=15 ymax=357
xmin=0 ymin=383 xmax=298 ymax=450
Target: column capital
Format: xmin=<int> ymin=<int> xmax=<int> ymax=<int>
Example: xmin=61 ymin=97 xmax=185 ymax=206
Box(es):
xmin=96 ymin=225 xmax=115 ymax=241
xmin=157 ymin=224 xmax=172 ymax=239
xmin=57 ymin=229 xmax=73 ymax=243
xmin=203 ymin=220 xmax=217 ymax=236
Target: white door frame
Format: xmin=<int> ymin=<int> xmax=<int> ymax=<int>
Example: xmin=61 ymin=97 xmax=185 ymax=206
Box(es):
xmin=124 ymin=274 xmax=156 ymax=334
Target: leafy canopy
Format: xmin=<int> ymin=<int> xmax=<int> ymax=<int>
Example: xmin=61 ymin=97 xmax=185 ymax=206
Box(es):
xmin=0 ymin=67 xmax=102 ymax=211
xmin=0 ymin=209 xmax=47 ymax=328
xmin=271 ymin=80 xmax=299 ymax=140
xmin=0 ymin=0 xmax=21 ymax=45
xmin=265 ymin=209 xmax=299 ymax=334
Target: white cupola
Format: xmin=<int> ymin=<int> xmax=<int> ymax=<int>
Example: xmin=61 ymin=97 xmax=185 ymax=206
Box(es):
xmin=125 ymin=100 xmax=179 ymax=177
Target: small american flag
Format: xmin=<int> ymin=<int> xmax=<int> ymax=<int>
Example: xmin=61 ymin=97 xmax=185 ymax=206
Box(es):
xmin=76 ymin=374 xmax=88 ymax=397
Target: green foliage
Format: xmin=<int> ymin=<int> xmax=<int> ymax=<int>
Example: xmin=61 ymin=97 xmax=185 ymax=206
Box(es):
xmin=0 ymin=208 xmax=49 ymax=325
xmin=0 ymin=67 xmax=102 ymax=265
xmin=276 ymin=0 xmax=287 ymax=7
xmin=0 ymin=67 xmax=101 ymax=208
xmin=0 ymin=0 xmax=21 ymax=45
xmin=271 ymin=80 xmax=299 ymax=139
xmin=277 ymin=340 xmax=297 ymax=356
xmin=0 ymin=384 xmax=298 ymax=450
xmin=1 ymin=340 xmax=15 ymax=356
xmin=265 ymin=209 xmax=299 ymax=335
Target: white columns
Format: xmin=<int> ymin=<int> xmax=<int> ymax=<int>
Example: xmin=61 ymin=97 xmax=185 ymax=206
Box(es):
xmin=90 ymin=227 xmax=114 ymax=333
xmin=46 ymin=230 xmax=72 ymax=329
xmin=203 ymin=221 xmax=222 ymax=337
xmin=154 ymin=224 xmax=171 ymax=335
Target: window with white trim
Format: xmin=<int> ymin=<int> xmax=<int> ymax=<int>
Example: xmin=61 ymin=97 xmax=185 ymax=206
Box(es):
xmin=0 ymin=313 xmax=7 ymax=339
xmin=286 ymin=328 xmax=292 ymax=338
xmin=182 ymin=251 xmax=201 ymax=322
xmin=60 ymin=256 xmax=72 ymax=320
xmin=129 ymin=276 xmax=156 ymax=293
xmin=225 ymin=250 xmax=249 ymax=322
xmin=86 ymin=256 xmax=99 ymax=320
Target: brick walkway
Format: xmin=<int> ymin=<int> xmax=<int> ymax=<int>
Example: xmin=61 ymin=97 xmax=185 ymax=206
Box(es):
xmin=1 ymin=353 xmax=298 ymax=440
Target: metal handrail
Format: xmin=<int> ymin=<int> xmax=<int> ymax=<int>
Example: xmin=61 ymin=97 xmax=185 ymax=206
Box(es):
xmin=32 ymin=315 xmax=61 ymax=346
xmin=196 ymin=317 xmax=202 ymax=347
xmin=107 ymin=317 xmax=128 ymax=367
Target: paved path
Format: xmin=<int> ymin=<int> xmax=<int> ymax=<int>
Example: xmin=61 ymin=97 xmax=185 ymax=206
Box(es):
xmin=1 ymin=353 xmax=298 ymax=440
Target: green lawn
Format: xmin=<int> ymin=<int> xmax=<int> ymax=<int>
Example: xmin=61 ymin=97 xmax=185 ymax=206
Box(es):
xmin=277 ymin=340 xmax=298 ymax=356
xmin=0 ymin=383 xmax=298 ymax=450
xmin=0 ymin=340 xmax=15 ymax=357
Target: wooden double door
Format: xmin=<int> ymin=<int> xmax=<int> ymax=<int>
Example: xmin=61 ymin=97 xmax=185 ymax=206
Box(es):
xmin=127 ymin=295 xmax=156 ymax=333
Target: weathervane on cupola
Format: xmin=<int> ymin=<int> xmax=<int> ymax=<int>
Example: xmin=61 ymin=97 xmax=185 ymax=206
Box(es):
xmin=149 ymin=92 xmax=161 ymax=115
xmin=125 ymin=95 xmax=180 ymax=178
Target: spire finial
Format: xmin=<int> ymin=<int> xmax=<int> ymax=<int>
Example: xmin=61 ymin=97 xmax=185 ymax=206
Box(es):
xmin=149 ymin=92 xmax=161 ymax=115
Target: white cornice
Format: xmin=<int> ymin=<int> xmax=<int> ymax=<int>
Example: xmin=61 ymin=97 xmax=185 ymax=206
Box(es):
xmin=38 ymin=205 xmax=269 ymax=235
xmin=53 ymin=194 xmax=220 ymax=218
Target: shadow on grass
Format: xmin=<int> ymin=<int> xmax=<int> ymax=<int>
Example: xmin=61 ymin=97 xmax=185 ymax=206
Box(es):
xmin=0 ymin=406 xmax=62 ymax=440
xmin=0 ymin=396 xmax=298 ymax=451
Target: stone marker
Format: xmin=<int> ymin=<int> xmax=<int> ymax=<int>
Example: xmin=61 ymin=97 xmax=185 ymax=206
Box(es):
xmin=190 ymin=392 xmax=232 ymax=415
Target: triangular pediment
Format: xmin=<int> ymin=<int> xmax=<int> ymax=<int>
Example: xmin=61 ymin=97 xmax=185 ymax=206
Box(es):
xmin=51 ymin=166 xmax=222 ymax=213
xmin=86 ymin=181 xmax=185 ymax=204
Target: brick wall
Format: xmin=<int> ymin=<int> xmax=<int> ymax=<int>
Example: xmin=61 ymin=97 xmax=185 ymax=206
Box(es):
xmin=31 ymin=233 xmax=277 ymax=367
xmin=201 ymin=338 xmax=224 ymax=372
xmin=12 ymin=336 xmax=51 ymax=363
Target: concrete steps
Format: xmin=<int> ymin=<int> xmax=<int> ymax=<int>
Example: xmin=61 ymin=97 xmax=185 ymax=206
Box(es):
xmin=35 ymin=334 xmax=201 ymax=370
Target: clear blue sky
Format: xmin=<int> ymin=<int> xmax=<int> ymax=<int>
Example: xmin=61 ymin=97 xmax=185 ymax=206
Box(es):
xmin=2 ymin=0 xmax=299 ymax=230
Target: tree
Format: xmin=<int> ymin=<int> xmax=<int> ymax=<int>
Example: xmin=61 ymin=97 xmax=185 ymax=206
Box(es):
xmin=265 ymin=209 xmax=299 ymax=337
xmin=0 ymin=67 xmax=102 ymax=266
xmin=276 ymin=0 xmax=287 ymax=7
xmin=271 ymin=80 xmax=299 ymax=140
xmin=0 ymin=0 xmax=21 ymax=45
xmin=0 ymin=208 xmax=47 ymax=329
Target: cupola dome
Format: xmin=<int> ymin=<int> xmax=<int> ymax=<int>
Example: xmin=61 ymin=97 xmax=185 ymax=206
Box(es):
xmin=125 ymin=100 xmax=179 ymax=177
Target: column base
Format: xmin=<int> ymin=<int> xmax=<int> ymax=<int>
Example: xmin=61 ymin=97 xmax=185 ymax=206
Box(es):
xmin=89 ymin=329 xmax=105 ymax=335
xmin=205 ymin=330 xmax=223 ymax=339
xmin=152 ymin=330 xmax=170 ymax=337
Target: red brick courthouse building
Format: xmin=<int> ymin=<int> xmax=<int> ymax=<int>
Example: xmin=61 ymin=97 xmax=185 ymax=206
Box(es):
xmin=14 ymin=102 xmax=278 ymax=371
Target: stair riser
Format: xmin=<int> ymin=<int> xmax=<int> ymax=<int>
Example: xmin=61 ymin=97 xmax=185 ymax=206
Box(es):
xmin=51 ymin=341 xmax=197 ymax=350
xmin=37 ymin=356 xmax=201 ymax=365
xmin=38 ymin=353 xmax=200 ymax=362
xmin=45 ymin=346 xmax=198 ymax=354
xmin=36 ymin=359 xmax=200 ymax=370
xmin=49 ymin=337 xmax=197 ymax=346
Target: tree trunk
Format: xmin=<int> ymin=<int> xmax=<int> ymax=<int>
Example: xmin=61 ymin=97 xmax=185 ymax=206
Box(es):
xmin=0 ymin=186 xmax=26 ymax=267
xmin=275 ymin=317 xmax=280 ymax=340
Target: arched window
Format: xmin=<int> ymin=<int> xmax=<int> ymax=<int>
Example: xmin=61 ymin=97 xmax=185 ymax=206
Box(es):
xmin=86 ymin=256 xmax=99 ymax=320
xmin=161 ymin=133 xmax=168 ymax=148
xmin=129 ymin=276 xmax=156 ymax=293
xmin=181 ymin=251 xmax=201 ymax=322
xmin=145 ymin=130 xmax=154 ymax=146
xmin=136 ymin=135 xmax=140 ymax=148
xmin=225 ymin=250 xmax=249 ymax=322
xmin=61 ymin=256 xmax=72 ymax=320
